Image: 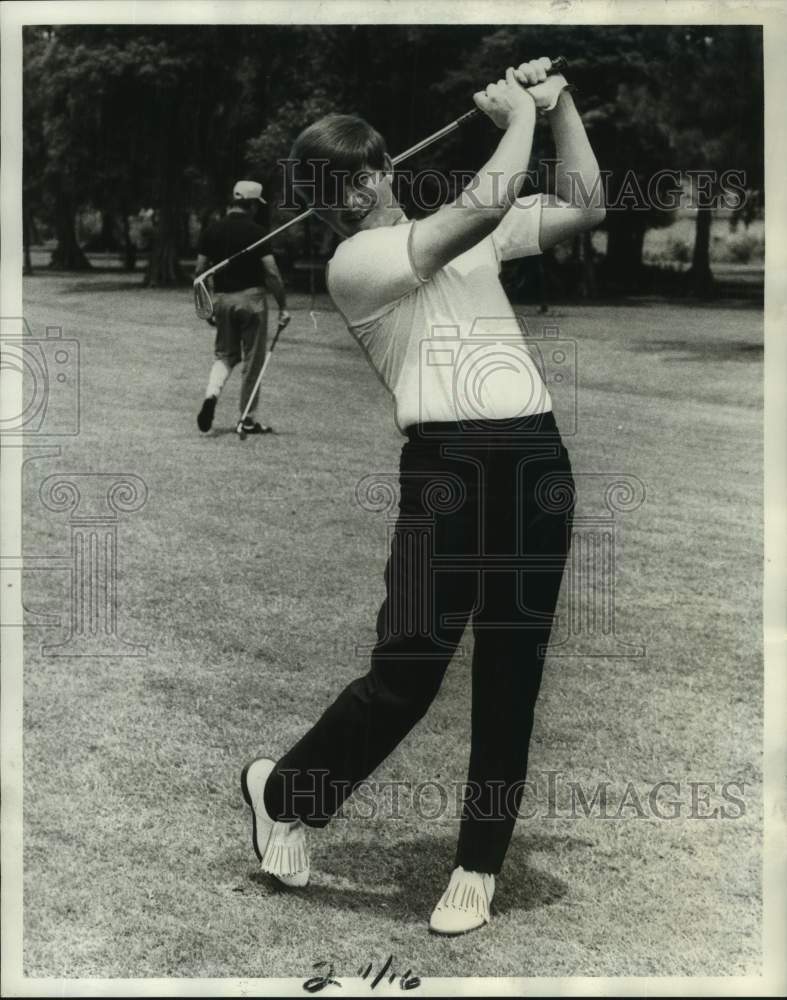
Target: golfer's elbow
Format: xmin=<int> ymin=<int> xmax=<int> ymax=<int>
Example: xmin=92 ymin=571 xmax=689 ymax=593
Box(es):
xmin=584 ymin=172 xmax=606 ymax=227
xmin=585 ymin=204 xmax=606 ymax=228
xmin=567 ymin=203 xmax=606 ymax=239
xmin=574 ymin=186 xmax=605 ymax=228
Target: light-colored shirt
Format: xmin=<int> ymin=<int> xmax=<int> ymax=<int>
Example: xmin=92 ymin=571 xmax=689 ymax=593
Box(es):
xmin=326 ymin=193 xmax=552 ymax=434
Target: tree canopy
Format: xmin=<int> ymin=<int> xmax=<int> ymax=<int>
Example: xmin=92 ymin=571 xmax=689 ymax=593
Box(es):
xmin=22 ymin=24 xmax=763 ymax=295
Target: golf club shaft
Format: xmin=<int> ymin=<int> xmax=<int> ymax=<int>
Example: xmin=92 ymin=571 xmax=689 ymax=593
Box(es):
xmin=390 ymin=109 xmax=479 ymax=166
xmin=201 ymin=102 xmax=465 ymax=285
xmin=237 ymin=320 xmax=287 ymax=428
xmin=195 ymin=56 xmax=567 ymax=289
xmin=199 ymin=210 xmax=313 ymax=284
xmin=395 ymin=55 xmax=567 ymax=161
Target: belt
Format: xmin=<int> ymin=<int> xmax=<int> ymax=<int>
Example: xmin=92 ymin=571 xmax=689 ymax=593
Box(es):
xmin=405 ymin=411 xmax=557 ymax=441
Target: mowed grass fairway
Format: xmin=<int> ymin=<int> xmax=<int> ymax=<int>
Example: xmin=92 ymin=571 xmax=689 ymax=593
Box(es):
xmin=21 ymin=270 xmax=763 ymax=979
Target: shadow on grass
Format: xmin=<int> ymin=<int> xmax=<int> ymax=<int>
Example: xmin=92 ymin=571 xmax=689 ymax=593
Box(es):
xmin=206 ymin=427 xmax=296 ymax=439
xmin=628 ymin=339 xmax=763 ymax=362
xmin=57 ymin=279 xmax=149 ymax=292
xmin=237 ymin=832 xmax=580 ymax=920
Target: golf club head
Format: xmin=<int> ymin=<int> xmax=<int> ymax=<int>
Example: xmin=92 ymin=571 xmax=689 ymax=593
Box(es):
xmin=236 ymin=423 xmax=247 ymax=441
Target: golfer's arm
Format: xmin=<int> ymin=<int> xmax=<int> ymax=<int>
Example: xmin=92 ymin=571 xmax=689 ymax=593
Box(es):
xmin=539 ymin=91 xmax=605 ymax=250
xmin=261 ymin=254 xmax=287 ymax=310
xmin=410 ymin=104 xmax=537 ymax=279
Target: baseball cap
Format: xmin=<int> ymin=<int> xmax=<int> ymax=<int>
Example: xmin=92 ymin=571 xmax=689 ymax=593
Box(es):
xmin=233 ymin=180 xmax=267 ymax=204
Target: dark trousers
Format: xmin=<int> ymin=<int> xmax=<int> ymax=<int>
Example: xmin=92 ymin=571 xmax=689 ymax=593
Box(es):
xmin=264 ymin=412 xmax=575 ymax=875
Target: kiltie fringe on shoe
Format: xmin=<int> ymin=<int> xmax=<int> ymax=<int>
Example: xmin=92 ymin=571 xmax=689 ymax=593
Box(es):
xmin=435 ymin=873 xmax=491 ymax=923
xmin=260 ymin=835 xmax=308 ymax=878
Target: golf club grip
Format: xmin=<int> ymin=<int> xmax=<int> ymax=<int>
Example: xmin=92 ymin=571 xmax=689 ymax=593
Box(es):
xmin=454 ymin=55 xmax=570 ymax=129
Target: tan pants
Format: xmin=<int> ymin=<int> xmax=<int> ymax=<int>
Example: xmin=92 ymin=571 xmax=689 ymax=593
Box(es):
xmin=213 ymin=287 xmax=268 ymax=416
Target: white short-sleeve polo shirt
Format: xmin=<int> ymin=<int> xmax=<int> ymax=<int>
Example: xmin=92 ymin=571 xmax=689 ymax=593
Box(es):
xmin=326 ymin=194 xmax=553 ymax=434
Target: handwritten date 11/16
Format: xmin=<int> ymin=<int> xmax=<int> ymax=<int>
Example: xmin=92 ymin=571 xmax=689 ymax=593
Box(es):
xmin=303 ymin=955 xmax=421 ymax=992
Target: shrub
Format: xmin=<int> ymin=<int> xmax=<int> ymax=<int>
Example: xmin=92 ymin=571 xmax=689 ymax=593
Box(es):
xmin=667 ymin=234 xmax=692 ymax=264
xmin=722 ymin=231 xmax=764 ymax=264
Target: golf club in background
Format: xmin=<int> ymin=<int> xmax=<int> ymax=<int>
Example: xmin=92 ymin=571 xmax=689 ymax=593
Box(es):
xmin=236 ymin=311 xmax=290 ymax=439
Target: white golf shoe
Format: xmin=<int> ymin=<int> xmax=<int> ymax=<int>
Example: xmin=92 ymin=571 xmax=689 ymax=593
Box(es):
xmin=429 ymin=866 xmax=495 ymax=936
xmin=240 ymin=756 xmax=310 ymax=887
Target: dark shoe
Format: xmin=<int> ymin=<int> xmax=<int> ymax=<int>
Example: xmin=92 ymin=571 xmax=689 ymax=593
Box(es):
xmin=241 ymin=418 xmax=274 ymax=435
xmin=197 ymin=395 xmax=217 ymax=433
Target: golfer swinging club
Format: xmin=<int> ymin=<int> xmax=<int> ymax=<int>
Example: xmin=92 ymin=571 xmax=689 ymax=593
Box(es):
xmin=242 ymin=58 xmax=605 ymax=935
xmin=194 ymin=180 xmax=290 ymax=435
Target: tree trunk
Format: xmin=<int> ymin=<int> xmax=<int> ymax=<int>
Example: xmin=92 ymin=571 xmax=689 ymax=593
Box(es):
xmin=177 ymin=210 xmax=192 ymax=256
xmin=604 ymin=218 xmax=645 ymax=291
xmin=23 ymin=201 xmax=33 ymax=275
xmin=84 ymin=208 xmax=120 ymax=253
xmin=574 ymin=231 xmax=598 ymax=299
xmin=121 ymin=210 xmax=137 ymax=271
xmin=689 ymin=207 xmax=714 ymax=295
xmin=145 ymin=204 xmax=184 ymax=286
xmin=145 ymin=95 xmax=185 ymax=287
xmin=98 ymin=209 xmax=119 ymax=251
xmin=604 ymin=220 xmax=626 ymax=274
xmin=49 ymin=189 xmax=91 ymax=270
xmin=631 ymin=227 xmax=645 ymax=273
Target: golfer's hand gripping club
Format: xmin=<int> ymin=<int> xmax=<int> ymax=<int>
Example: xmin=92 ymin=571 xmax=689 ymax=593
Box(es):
xmin=389 ymin=56 xmax=568 ymax=166
xmin=472 ymin=57 xmax=569 ymax=128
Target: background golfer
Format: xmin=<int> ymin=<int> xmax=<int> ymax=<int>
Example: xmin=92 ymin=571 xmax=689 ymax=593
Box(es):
xmin=194 ymin=180 xmax=290 ymax=435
